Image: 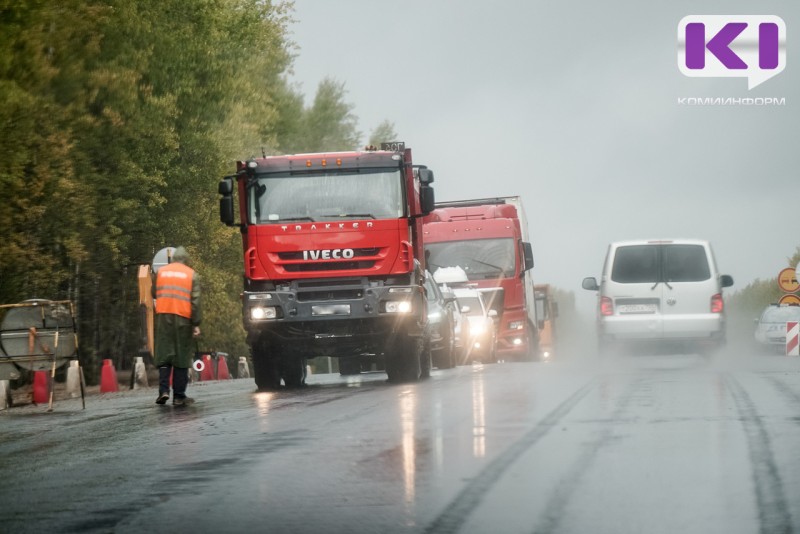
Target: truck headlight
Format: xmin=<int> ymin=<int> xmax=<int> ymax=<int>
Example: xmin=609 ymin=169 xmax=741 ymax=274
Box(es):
xmin=509 ymin=321 xmax=524 ymax=330
xmin=385 ymin=300 xmax=412 ymax=313
xmin=250 ymin=306 xmax=277 ymax=320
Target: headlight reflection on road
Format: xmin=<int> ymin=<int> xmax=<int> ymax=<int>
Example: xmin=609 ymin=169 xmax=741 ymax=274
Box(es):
xmin=472 ymin=367 xmax=486 ymax=458
xmin=398 ymin=387 xmax=417 ymax=508
xmin=255 ymin=392 xmax=275 ymax=432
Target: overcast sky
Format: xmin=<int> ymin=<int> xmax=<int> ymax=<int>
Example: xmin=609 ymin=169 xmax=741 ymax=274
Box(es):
xmin=287 ymin=0 xmax=798 ymax=312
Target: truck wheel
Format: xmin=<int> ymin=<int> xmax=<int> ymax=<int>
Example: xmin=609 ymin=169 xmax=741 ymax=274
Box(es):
xmin=252 ymin=340 xmax=281 ymax=391
xmin=339 ymin=357 xmax=361 ymax=376
xmin=253 ymin=357 xmax=281 ymax=391
xmin=386 ymin=334 xmax=423 ymax=383
xmin=282 ymin=355 xmax=306 ymax=388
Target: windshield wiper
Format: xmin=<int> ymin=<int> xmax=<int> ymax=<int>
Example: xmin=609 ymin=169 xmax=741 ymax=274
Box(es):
xmin=473 ymin=259 xmax=506 ymax=274
xmin=275 ymin=216 xmax=315 ymax=222
xmin=319 ymin=213 xmax=376 ymax=219
xmin=650 ymin=280 xmax=673 ymax=290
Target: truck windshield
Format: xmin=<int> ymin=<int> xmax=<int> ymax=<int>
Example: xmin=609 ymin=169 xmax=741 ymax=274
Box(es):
xmin=425 ymin=239 xmax=516 ymax=280
xmin=249 ymin=169 xmax=404 ymax=223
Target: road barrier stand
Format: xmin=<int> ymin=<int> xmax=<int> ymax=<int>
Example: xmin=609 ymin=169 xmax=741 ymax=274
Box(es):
xmin=66 ymin=360 xmax=82 ymax=398
xmin=238 ymin=357 xmax=250 ymax=379
xmin=100 ymin=359 xmax=119 ymax=392
xmin=199 ymin=354 xmax=214 ymax=381
xmin=1 ymin=380 xmax=11 ymax=410
xmin=33 ymin=370 xmax=51 ymax=404
xmin=133 ymin=356 xmax=148 ymax=389
xmin=216 ymin=355 xmax=231 ymax=380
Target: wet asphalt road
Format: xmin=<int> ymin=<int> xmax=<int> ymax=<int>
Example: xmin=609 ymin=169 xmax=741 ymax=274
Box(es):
xmin=1 ymin=346 xmax=799 ymax=534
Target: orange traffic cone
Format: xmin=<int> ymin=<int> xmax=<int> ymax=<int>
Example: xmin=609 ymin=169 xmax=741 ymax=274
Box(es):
xmin=100 ymin=359 xmax=119 ymax=392
xmin=200 ymin=354 xmax=214 ymax=381
xmin=33 ymin=370 xmax=51 ymax=404
xmin=216 ymin=354 xmax=231 ymax=380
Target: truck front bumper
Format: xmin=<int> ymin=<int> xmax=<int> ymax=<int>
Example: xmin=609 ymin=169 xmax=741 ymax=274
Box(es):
xmin=242 ymin=277 xmax=426 ymax=348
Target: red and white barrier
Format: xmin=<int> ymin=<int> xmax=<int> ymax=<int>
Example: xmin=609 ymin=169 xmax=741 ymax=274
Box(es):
xmin=787 ymin=321 xmax=799 ymax=356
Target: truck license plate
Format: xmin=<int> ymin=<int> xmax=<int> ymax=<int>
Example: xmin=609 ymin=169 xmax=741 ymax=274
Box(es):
xmin=312 ymin=304 xmax=351 ymax=316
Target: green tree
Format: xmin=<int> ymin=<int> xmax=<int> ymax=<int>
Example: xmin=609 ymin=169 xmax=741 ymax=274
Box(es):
xmin=0 ymin=0 xmax=299 ymax=380
xmin=295 ymin=77 xmax=361 ymax=152
xmin=368 ymin=120 xmax=398 ymax=147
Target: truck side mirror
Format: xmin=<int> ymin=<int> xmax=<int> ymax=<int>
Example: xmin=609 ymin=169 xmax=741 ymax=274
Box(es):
xmin=418 ymin=167 xmax=434 ymax=185
xmin=420 ymin=185 xmax=435 ymax=215
xmin=720 ymin=274 xmax=734 ymax=288
xmin=219 ymin=177 xmax=235 ymax=226
xmin=522 ymin=242 xmax=534 ymax=272
xmin=218 ymin=177 xmax=233 ymax=195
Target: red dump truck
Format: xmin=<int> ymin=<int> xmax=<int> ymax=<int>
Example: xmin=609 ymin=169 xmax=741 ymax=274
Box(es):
xmin=422 ymin=197 xmax=539 ymax=360
xmin=219 ymin=143 xmax=436 ymax=389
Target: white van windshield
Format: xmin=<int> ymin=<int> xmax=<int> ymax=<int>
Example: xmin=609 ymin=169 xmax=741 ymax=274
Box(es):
xmin=612 ymin=244 xmax=710 ymax=283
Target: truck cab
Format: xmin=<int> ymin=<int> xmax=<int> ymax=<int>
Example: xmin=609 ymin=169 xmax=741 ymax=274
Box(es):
xmin=219 ymin=144 xmax=437 ymax=388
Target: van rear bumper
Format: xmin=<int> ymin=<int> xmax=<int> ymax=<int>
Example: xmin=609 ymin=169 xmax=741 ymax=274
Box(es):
xmin=600 ymin=313 xmax=725 ymax=340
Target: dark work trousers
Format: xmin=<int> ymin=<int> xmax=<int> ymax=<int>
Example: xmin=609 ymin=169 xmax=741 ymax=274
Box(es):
xmin=158 ymin=365 xmax=189 ymax=399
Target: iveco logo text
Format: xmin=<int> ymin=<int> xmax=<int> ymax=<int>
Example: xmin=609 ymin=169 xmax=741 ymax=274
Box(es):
xmin=678 ymin=15 xmax=786 ymax=89
xmin=302 ymin=249 xmax=355 ymax=260
xmin=281 ymin=222 xmax=374 ymax=232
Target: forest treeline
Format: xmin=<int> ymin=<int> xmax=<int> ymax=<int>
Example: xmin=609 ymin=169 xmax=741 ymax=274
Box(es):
xmin=0 ymin=1 xmax=393 ymax=379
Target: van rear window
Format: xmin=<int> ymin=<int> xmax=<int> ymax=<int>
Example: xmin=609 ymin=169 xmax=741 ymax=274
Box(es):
xmin=663 ymin=245 xmax=710 ymax=282
xmin=611 ymin=246 xmax=659 ymax=283
xmin=611 ymin=244 xmax=710 ymax=283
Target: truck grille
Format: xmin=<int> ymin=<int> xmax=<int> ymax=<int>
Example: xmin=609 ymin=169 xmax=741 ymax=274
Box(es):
xmin=296 ymin=289 xmax=363 ymax=302
xmin=283 ymin=261 xmax=376 ymax=272
xmin=277 ymin=248 xmax=380 ymax=260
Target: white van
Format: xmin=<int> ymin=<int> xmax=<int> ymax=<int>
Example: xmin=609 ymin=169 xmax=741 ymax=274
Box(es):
xmin=582 ymin=239 xmax=734 ymax=353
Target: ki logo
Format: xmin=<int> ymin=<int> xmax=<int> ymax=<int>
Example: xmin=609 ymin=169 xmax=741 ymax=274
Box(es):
xmin=678 ymin=15 xmax=786 ymax=89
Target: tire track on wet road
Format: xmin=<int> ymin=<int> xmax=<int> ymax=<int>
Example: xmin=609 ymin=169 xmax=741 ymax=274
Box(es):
xmin=529 ymin=376 xmax=645 ymax=534
xmin=725 ymin=374 xmax=794 ymax=534
xmin=423 ymin=380 xmax=595 ymax=534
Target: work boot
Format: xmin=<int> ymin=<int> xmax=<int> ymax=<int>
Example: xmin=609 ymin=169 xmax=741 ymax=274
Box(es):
xmin=155 ymin=393 xmax=170 ymax=405
xmin=173 ymin=397 xmax=195 ymax=407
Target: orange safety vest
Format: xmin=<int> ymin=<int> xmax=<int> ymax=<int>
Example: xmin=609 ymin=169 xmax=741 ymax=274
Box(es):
xmin=155 ymin=262 xmax=195 ymax=319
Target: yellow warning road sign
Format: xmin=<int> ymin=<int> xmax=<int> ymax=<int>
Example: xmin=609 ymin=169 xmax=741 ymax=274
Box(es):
xmin=778 ymin=294 xmax=800 ymax=306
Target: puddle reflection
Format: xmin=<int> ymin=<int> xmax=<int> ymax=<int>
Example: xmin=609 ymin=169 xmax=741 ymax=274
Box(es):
xmin=472 ymin=365 xmax=486 ymax=457
xmin=254 ymin=391 xmax=275 ymax=432
xmin=398 ymin=386 xmax=417 ymax=506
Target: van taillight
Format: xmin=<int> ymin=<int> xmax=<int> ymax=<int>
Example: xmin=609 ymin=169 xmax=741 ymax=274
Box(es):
xmin=711 ymin=294 xmax=724 ymax=313
xmin=600 ymin=296 xmax=613 ymax=316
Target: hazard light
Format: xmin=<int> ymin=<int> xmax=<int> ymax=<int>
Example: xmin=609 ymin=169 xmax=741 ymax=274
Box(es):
xmin=711 ymin=293 xmax=724 ymax=313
